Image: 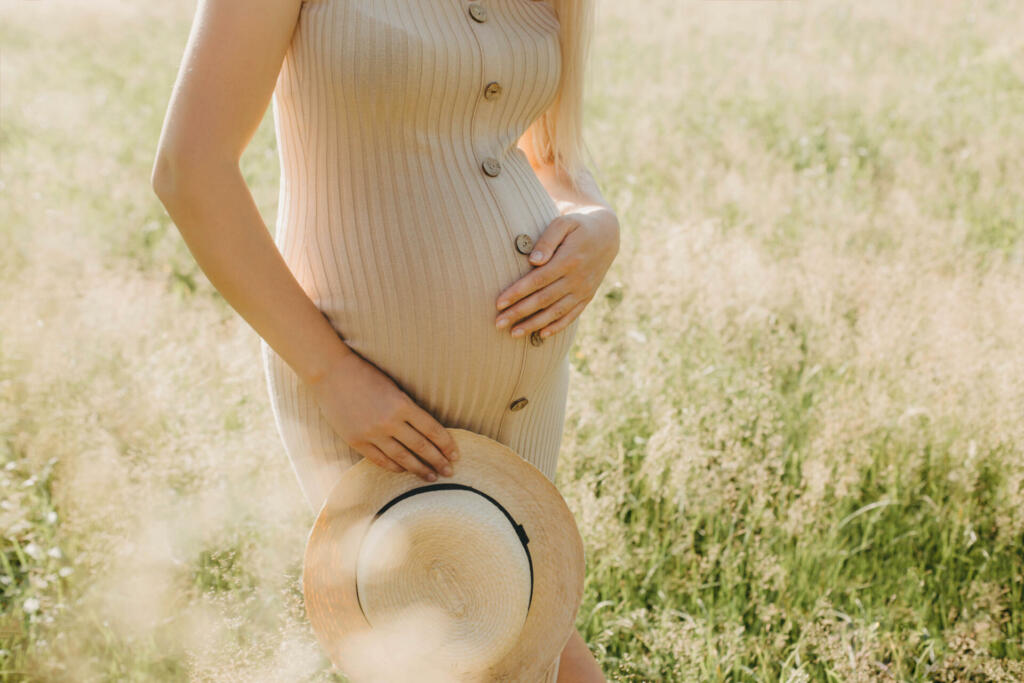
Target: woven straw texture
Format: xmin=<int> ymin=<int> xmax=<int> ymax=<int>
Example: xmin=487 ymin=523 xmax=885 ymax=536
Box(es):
xmin=303 ymin=429 xmax=585 ymax=682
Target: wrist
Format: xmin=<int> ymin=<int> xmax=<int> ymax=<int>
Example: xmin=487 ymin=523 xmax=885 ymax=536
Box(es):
xmin=302 ymin=338 xmax=357 ymax=389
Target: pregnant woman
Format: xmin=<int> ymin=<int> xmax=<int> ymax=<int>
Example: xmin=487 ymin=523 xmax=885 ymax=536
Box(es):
xmin=151 ymin=0 xmax=619 ymax=680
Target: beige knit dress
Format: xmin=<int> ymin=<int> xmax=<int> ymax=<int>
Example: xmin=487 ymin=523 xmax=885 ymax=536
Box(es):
xmin=260 ymin=0 xmax=578 ymax=679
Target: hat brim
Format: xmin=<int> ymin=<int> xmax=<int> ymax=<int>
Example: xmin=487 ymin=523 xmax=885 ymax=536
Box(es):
xmin=302 ymin=428 xmax=585 ymax=682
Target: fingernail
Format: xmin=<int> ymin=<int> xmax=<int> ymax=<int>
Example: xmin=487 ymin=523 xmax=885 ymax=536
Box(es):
xmin=442 ymin=465 xmax=453 ymax=477
xmin=512 ymin=328 xmax=524 ymax=337
xmin=530 ymin=250 xmax=543 ymax=260
xmin=496 ymin=317 xmax=509 ymax=329
xmin=426 ymin=472 xmax=437 ymax=482
xmin=450 ymin=451 xmax=460 ymax=461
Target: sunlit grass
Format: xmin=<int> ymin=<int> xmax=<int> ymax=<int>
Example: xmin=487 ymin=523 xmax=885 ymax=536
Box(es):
xmin=2 ymin=0 xmax=1023 ymax=680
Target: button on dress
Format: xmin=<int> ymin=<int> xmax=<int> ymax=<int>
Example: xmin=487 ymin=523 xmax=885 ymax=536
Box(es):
xmin=260 ymin=4 xmax=578 ymax=673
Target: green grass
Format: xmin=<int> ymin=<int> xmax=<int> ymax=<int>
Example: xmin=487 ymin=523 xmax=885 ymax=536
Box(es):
xmin=2 ymin=0 xmax=1024 ymax=680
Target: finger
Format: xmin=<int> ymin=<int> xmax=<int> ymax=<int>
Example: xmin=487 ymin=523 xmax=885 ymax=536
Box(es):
xmin=377 ymin=436 xmax=439 ymax=482
xmin=509 ymin=293 xmax=578 ymax=337
xmin=496 ymin=277 xmax=571 ymax=329
xmin=496 ymin=254 xmax=568 ymax=312
xmin=528 ymin=216 xmax=580 ymax=266
xmin=405 ymin=412 xmax=460 ymax=463
xmin=358 ymin=442 xmax=405 ymax=473
xmin=395 ymin=421 xmax=454 ymax=477
xmin=537 ymin=298 xmax=588 ymax=339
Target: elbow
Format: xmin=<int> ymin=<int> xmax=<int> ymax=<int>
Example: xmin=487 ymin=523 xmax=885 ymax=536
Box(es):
xmin=150 ymin=152 xmax=175 ymax=202
xmin=150 ymin=147 xmax=190 ymax=206
xmin=150 ymin=146 xmax=235 ymax=207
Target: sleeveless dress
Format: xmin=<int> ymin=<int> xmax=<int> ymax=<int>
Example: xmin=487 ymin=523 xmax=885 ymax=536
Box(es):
xmin=260 ymin=1 xmax=578 ymax=678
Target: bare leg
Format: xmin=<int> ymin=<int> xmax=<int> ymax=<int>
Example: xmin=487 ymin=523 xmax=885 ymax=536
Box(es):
xmin=555 ymin=628 xmax=606 ymax=683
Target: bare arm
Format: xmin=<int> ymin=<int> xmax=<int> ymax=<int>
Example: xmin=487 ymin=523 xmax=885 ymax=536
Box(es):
xmin=517 ymin=125 xmax=616 ymax=220
xmin=150 ymin=0 xmax=351 ymax=387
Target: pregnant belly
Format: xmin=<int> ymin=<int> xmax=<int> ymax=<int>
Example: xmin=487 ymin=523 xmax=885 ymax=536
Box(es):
xmin=317 ymin=250 xmax=579 ymax=429
xmin=290 ymin=160 xmax=579 ymax=426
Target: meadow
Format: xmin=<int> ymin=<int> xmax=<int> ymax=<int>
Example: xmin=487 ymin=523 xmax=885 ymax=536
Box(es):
xmin=1 ymin=0 xmax=1023 ymax=680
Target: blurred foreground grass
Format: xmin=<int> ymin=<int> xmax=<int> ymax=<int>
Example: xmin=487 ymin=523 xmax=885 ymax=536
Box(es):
xmin=2 ymin=0 xmax=1023 ymax=680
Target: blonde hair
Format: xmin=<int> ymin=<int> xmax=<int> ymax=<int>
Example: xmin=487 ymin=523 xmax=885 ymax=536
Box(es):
xmin=526 ymin=0 xmax=599 ymax=195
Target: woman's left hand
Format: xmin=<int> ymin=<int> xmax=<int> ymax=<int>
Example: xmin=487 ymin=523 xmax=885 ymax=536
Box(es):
xmin=494 ymin=207 xmax=620 ymax=340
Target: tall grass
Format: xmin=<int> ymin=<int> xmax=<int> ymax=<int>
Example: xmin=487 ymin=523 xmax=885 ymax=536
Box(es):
xmin=2 ymin=0 xmax=1022 ymax=680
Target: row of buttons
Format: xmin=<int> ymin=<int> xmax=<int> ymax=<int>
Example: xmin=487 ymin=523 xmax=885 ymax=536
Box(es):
xmin=506 ymin=223 xmax=540 ymax=403
xmin=473 ymin=2 xmax=504 ymax=181
xmin=468 ymin=0 xmax=540 ymax=354
xmin=512 ymin=233 xmax=543 ymax=350
xmin=508 ymin=225 xmax=541 ymax=408
xmin=466 ymin=0 xmax=545 ymax=414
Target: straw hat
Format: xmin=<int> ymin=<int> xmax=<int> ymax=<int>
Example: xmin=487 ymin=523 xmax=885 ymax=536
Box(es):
xmin=302 ymin=428 xmax=585 ymax=683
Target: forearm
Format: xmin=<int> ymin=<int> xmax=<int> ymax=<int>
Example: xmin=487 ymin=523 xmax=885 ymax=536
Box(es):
xmin=532 ymin=161 xmax=615 ymax=219
xmin=151 ymin=156 xmax=353 ymax=387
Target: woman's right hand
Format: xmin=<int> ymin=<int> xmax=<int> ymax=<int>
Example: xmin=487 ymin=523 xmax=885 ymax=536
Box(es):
xmin=306 ymin=349 xmax=461 ymax=482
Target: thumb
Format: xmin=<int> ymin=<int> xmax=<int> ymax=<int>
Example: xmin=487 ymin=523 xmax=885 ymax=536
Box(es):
xmin=529 ymin=216 xmax=577 ymax=266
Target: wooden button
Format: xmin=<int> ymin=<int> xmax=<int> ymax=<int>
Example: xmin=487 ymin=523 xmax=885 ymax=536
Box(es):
xmin=529 ymin=331 xmax=544 ymax=346
xmin=514 ymin=233 xmax=533 ymax=255
xmin=509 ymin=397 xmax=529 ymax=411
xmin=482 ymin=157 xmax=501 ymax=177
xmin=484 ymin=81 xmax=503 ymax=101
xmin=468 ymin=3 xmax=487 ymax=22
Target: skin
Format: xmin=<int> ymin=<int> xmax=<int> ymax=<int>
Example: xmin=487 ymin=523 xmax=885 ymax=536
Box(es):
xmin=151 ymin=0 xmax=616 ymax=680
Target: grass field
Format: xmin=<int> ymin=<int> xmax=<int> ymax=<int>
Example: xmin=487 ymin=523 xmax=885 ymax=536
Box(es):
xmin=2 ymin=0 xmax=1024 ymax=680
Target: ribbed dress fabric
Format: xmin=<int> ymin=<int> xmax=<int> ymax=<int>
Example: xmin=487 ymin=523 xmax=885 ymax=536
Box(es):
xmin=259 ymin=0 xmax=578 ymax=680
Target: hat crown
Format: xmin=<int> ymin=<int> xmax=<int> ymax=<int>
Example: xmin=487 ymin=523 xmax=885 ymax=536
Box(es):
xmin=355 ymin=488 xmax=532 ymax=673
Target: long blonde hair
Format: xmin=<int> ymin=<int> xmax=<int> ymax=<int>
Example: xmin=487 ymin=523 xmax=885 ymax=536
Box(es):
xmin=525 ymin=0 xmax=599 ymax=195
